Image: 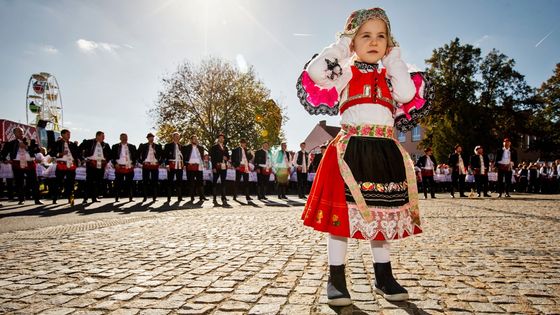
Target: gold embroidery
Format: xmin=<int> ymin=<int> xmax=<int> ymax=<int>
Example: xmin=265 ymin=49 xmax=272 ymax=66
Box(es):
xmin=315 ymin=210 xmax=324 ymax=224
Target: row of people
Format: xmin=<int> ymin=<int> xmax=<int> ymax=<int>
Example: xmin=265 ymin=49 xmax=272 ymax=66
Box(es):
xmin=417 ymin=139 xmax=518 ymax=198
xmin=0 ymin=128 xmax=317 ymax=205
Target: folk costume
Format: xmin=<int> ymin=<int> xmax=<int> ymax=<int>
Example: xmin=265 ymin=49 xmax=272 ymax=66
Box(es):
xmin=0 ymin=136 xmax=41 ymax=204
xmin=80 ymin=138 xmax=111 ymax=203
xmin=273 ymin=149 xmax=291 ymax=199
xmin=296 ymin=7 xmax=432 ymax=305
xmin=164 ymin=141 xmax=185 ymax=202
xmin=496 ymin=139 xmax=517 ymax=197
xmin=111 ymin=141 xmax=138 ymax=202
xmin=231 ymin=145 xmax=254 ymax=201
xmin=293 ymin=149 xmax=309 ymax=199
xmin=448 ymin=149 xmax=468 ymax=197
xmin=51 ymin=137 xmax=81 ymax=204
xmin=254 ymin=148 xmax=272 ymax=200
xmin=138 ymin=134 xmax=163 ymax=202
xmin=416 ymin=149 xmax=437 ymax=199
xmin=470 ymin=146 xmax=491 ymax=197
xmin=210 ymin=140 xmax=230 ymax=202
xmin=184 ymin=142 xmax=206 ymax=201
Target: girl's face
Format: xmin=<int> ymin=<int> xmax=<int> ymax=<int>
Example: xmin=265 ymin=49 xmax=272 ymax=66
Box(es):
xmin=350 ymin=18 xmax=389 ymax=64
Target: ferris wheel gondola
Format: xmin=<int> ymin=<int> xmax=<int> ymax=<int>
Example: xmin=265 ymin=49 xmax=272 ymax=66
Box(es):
xmin=25 ymin=72 xmax=63 ymax=131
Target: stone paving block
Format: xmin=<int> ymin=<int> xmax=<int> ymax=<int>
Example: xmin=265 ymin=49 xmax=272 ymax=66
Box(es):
xmin=38 ymin=307 xmax=76 ymax=315
xmin=248 ymin=303 xmax=282 ymax=314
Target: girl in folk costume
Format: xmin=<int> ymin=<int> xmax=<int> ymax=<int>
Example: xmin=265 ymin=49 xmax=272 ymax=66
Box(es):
xmin=297 ymin=8 xmax=432 ymax=305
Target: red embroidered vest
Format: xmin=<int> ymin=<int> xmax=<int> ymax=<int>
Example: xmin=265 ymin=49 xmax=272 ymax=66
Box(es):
xmin=339 ymin=66 xmax=396 ymax=115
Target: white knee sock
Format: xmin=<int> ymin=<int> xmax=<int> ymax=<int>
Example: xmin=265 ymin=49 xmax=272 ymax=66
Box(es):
xmin=370 ymin=240 xmax=391 ymax=263
xmin=327 ymin=234 xmax=348 ymax=266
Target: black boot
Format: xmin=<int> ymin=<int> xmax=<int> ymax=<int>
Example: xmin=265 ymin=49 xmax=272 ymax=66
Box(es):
xmin=327 ymin=265 xmax=352 ymax=306
xmin=373 ymin=262 xmax=409 ymax=302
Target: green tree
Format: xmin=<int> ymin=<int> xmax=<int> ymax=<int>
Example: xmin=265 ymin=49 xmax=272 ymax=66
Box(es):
xmin=151 ymin=57 xmax=286 ymax=150
xmin=422 ymin=38 xmax=537 ymax=162
xmin=422 ymin=38 xmax=483 ymax=162
xmin=530 ymin=63 xmax=560 ymax=158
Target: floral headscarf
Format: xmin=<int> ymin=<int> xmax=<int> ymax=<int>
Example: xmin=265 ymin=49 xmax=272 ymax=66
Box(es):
xmin=341 ymin=7 xmax=398 ymax=47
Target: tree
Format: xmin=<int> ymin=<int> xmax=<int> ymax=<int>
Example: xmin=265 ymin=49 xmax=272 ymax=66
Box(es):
xmin=530 ymin=63 xmax=560 ymax=158
xmin=422 ymin=38 xmax=483 ymax=162
xmin=151 ymin=57 xmax=286 ymax=150
xmin=422 ymin=38 xmax=537 ymax=162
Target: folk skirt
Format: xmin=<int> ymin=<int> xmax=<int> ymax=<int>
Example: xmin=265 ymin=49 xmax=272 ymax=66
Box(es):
xmin=301 ymin=124 xmax=422 ymax=240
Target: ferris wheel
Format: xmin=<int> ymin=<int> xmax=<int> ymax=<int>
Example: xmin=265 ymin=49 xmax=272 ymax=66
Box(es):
xmin=25 ymin=72 xmax=63 ymax=131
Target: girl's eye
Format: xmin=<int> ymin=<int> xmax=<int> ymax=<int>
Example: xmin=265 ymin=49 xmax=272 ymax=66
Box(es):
xmin=362 ymin=34 xmax=370 ymax=38
xmin=378 ymin=35 xmax=385 ymax=39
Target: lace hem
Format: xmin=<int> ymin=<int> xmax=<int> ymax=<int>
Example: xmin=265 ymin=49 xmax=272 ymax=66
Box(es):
xmin=348 ymin=203 xmax=419 ymax=240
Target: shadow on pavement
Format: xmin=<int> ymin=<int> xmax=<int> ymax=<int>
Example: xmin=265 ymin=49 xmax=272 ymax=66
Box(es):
xmin=328 ymin=300 xmax=428 ymax=315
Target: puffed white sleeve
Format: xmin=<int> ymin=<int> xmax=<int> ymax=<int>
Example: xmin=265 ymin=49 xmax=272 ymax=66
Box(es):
xmin=305 ymin=36 xmax=353 ymax=91
xmin=382 ymin=47 xmax=415 ymax=104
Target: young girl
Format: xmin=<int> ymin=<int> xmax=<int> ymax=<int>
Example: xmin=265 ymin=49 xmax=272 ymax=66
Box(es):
xmin=297 ymin=8 xmax=426 ymax=305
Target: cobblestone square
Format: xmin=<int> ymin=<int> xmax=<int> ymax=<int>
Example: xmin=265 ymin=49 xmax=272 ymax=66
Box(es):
xmin=0 ymin=194 xmax=559 ymax=314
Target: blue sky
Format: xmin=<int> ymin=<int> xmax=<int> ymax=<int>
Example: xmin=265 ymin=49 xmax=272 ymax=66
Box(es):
xmin=1 ymin=0 xmax=559 ymax=150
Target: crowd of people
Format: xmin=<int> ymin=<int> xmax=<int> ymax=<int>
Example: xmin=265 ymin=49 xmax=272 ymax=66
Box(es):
xmin=0 ymin=127 xmax=325 ymax=207
xmin=415 ymin=139 xmax=560 ymax=199
xmin=1 ymin=128 xmax=558 ymax=208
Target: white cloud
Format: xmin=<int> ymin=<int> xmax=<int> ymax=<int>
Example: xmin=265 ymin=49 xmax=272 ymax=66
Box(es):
xmin=236 ymin=54 xmax=248 ymax=73
xmin=41 ymin=45 xmax=58 ymax=54
xmin=76 ymin=38 xmax=130 ymax=54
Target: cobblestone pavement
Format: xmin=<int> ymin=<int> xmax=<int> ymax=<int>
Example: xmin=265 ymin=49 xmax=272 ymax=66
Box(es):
xmin=0 ymin=194 xmax=559 ymax=314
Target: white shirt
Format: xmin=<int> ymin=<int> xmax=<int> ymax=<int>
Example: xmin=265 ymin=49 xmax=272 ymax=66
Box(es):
xmin=423 ymin=156 xmax=434 ymax=170
xmin=499 ymin=148 xmax=511 ymax=165
xmin=116 ymin=144 xmax=131 ymax=166
xmin=340 ymin=104 xmax=394 ymax=126
xmin=296 ymin=151 xmax=308 ymax=173
xmin=90 ymin=142 xmax=104 ymax=160
xmin=188 ymin=145 xmax=202 ymax=164
xmin=241 ymin=148 xmax=248 ymax=166
xmin=174 ymin=143 xmax=183 ymax=166
xmin=458 ymin=155 xmax=466 ymax=175
xmin=57 ymin=141 xmax=72 ymax=162
xmin=145 ymin=144 xmax=157 ymax=163
xmin=14 ymin=140 xmax=31 ymax=161
xmin=480 ymin=155 xmax=486 ymax=174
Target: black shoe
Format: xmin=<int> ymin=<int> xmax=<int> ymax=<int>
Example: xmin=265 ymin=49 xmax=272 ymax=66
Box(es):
xmin=142 ymin=197 xmax=147 ymax=202
xmin=153 ymin=197 xmax=157 ymax=202
xmin=52 ymin=200 xmax=58 ymax=204
xmin=373 ymin=262 xmax=409 ymax=302
xmin=35 ymin=200 xmax=44 ymax=205
xmin=431 ymin=195 xmax=437 ymax=199
xmin=178 ymin=198 xmax=183 ymax=202
xmin=115 ymin=198 xmax=119 ymax=202
xmin=18 ymin=200 xmax=24 ymax=205
xmin=221 ymin=196 xmax=227 ymax=202
xmin=263 ymin=196 xmax=268 ymax=200
xmin=82 ymin=199 xmax=88 ymax=204
xmin=327 ymin=265 xmax=352 ymax=306
xmin=129 ymin=198 xmax=134 ymax=202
